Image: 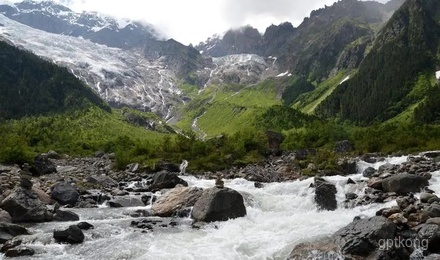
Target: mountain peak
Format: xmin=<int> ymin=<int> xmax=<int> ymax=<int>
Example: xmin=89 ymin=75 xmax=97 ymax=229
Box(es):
xmin=0 ymin=0 xmax=160 ymax=49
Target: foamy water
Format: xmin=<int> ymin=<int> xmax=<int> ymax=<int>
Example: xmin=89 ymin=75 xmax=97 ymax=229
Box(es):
xmin=2 ymin=156 xmax=440 ymax=260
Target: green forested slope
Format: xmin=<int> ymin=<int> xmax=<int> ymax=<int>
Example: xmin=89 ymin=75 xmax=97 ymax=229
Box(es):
xmin=317 ymin=0 xmax=440 ymax=124
xmin=0 ymin=41 xmax=109 ymax=119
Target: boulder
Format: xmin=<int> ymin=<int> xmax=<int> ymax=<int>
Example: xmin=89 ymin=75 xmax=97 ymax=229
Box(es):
xmin=314 ymin=177 xmax=337 ymax=211
xmin=0 ymin=187 xmax=53 ymax=223
xmin=1 ymin=239 xmax=22 ymax=253
xmin=148 ymin=171 xmax=188 ymax=192
xmin=333 ymin=216 xmax=397 ymax=256
xmin=381 ymin=173 xmax=429 ymax=194
xmin=337 ymin=158 xmax=357 ymax=176
xmin=191 ymin=187 xmax=246 ymax=222
xmin=53 ymin=210 xmax=80 ymax=222
xmin=421 ymin=193 xmax=438 ymax=203
xmin=152 ymin=187 xmax=203 ymax=217
xmin=86 ymin=175 xmax=118 ymax=188
xmin=418 ymin=224 xmax=440 ymax=253
xmin=288 ymin=239 xmax=340 ymax=260
xmin=367 ymin=177 xmax=383 ymax=190
xmin=32 ymin=186 xmax=52 ymax=205
xmin=34 ymin=154 xmax=56 ymax=175
xmin=363 ymin=167 xmax=376 ymax=178
xmin=0 ymin=223 xmax=29 ymax=243
xmin=4 ymin=246 xmax=34 ymax=257
xmin=53 ymin=225 xmax=85 ymax=244
xmin=426 ymin=218 xmax=440 ymax=225
xmin=108 ymin=197 xmax=144 ymax=208
xmin=0 ymin=209 xmax=11 ymax=223
xmin=425 ymin=204 xmax=440 ymax=218
xmin=51 ymin=182 xmax=80 ymax=205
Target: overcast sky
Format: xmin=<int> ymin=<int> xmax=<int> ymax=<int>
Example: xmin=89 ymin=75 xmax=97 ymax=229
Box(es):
xmin=13 ymin=0 xmax=389 ymax=45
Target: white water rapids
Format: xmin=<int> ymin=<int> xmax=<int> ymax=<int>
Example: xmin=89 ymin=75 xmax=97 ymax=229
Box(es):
xmin=2 ymin=156 xmax=440 ymax=260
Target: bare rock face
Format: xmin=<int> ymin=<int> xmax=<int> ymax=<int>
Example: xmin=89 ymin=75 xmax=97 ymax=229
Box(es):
xmin=152 ymin=187 xmax=203 ymax=217
xmin=191 ymin=187 xmax=246 ymax=222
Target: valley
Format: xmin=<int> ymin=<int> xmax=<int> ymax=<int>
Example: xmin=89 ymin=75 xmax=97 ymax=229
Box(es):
xmin=1 ymin=0 xmax=440 ymax=259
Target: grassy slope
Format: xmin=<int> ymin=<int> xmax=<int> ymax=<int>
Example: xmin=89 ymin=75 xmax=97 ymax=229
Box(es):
xmin=176 ymin=80 xmax=283 ymax=137
xmin=0 ymin=107 xmax=165 ymax=162
xmin=294 ymin=72 xmax=350 ymax=114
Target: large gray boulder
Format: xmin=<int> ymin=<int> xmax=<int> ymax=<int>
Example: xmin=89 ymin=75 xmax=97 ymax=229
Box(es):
xmin=0 ymin=223 xmax=29 ymax=243
xmin=51 ymin=182 xmax=80 ymax=205
xmin=148 ymin=171 xmax=188 ymax=192
xmin=0 ymin=187 xmax=53 ymax=223
xmin=333 ymin=216 xmax=396 ymax=256
xmin=382 ymin=173 xmax=429 ymax=194
xmin=152 ymin=187 xmax=203 ymax=217
xmin=314 ymin=177 xmax=337 ymax=211
xmin=191 ymin=187 xmax=246 ymax=222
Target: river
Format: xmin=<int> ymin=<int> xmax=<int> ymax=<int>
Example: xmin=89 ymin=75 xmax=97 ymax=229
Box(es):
xmin=2 ymin=156 xmax=439 ymax=260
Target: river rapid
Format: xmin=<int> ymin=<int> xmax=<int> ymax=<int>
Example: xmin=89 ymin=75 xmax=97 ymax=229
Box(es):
xmin=2 ymin=156 xmax=440 ymax=260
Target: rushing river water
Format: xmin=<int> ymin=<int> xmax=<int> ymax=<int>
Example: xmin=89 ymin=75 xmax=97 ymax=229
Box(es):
xmin=2 ymin=156 xmax=440 ymax=260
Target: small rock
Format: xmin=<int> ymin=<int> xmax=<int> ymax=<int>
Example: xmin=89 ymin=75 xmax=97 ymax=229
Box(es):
xmin=426 ymin=217 xmax=440 ymax=226
xmin=108 ymin=197 xmax=144 ymax=208
xmin=0 ymin=223 xmax=29 ymax=243
xmin=53 ymin=210 xmax=80 ymax=222
xmin=421 ymin=193 xmax=437 ymax=203
xmin=425 ymin=204 xmax=440 ymax=218
xmin=347 ymin=178 xmax=356 ymax=185
xmin=368 ymin=178 xmax=383 ymax=190
xmin=77 ymin=222 xmax=94 ymax=230
xmin=0 ymin=239 xmax=22 ymax=253
xmin=345 ymin=193 xmax=358 ymax=200
xmin=5 ymin=246 xmax=34 ymax=257
xmin=363 ymin=167 xmax=376 ymax=178
xmin=254 ymin=182 xmax=264 ymax=188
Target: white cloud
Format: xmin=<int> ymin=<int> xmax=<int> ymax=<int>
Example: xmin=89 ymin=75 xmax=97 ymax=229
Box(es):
xmin=8 ymin=0 xmax=392 ymax=45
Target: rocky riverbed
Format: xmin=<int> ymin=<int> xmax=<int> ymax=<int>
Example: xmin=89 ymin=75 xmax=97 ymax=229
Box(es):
xmin=0 ymin=151 xmax=439 ymax=259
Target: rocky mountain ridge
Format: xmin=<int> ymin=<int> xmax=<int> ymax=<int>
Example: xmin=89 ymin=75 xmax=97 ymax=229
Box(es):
xmin=196 ymin=0 xmax=405 ymax=82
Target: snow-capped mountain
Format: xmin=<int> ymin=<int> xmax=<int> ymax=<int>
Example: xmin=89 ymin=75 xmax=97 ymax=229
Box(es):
xmin=0 ymin=0 xmax=281 ymax=119
xmin=0 ymin=13 xmax=185 ymax=118
xmin=0 ymin=0 xmax=160 ymax=49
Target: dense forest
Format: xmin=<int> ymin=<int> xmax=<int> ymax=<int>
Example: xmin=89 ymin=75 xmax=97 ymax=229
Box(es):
xmin=317 ymin=0 xmax=440 ymax=124
xmin=0 ymin=41 xmax=109 ymax=120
